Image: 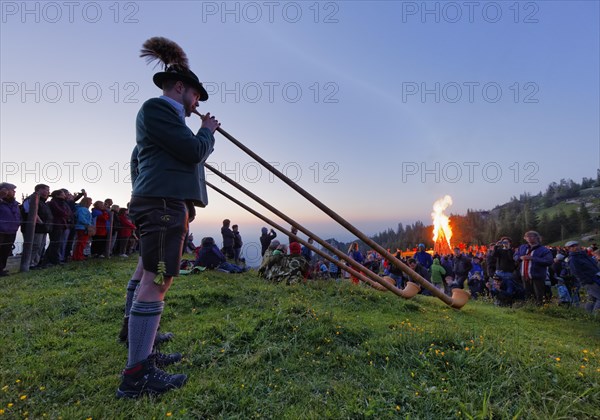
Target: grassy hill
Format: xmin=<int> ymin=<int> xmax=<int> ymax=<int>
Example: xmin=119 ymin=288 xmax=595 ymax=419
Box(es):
xmin=1 ymin=258 xmax=599 ymax=419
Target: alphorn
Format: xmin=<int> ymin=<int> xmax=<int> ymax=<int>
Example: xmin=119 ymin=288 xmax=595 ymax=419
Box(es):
xmin=206 ymin=179 xmax=420 ymax=298
xmin=193 ymin=110 xmax=470 ymax=309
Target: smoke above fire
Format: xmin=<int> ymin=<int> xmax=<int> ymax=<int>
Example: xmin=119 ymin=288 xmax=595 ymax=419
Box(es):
xmin=432 ymin=195 xmax=453 ymax=253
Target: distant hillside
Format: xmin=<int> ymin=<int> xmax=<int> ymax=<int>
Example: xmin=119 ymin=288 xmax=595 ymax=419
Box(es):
xmin=371 ymin=172 xmax=600 ymax=251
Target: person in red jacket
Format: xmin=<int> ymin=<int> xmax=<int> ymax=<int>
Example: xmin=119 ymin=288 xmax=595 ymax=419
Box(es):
xmin=116 ymin=208 xmax=136 ymax=257
xmin=91 ymin=201 xmax=110 ymax=257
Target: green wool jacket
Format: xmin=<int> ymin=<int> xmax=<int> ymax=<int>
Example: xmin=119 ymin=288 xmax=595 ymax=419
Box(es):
xmin=131 ymin=98 xmax=215 ymax=207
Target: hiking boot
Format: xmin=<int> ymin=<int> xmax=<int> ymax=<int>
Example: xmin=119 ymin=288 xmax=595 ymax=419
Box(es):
xmin=115 ymin=358 xmax=187 ymax=399
xmin=154 ymin=331 xmax=174 ymax=345
xmin=118 ymin=317 xmax=129 ymax=343
xmin=150 ymin=352 xmax=183 ymax=368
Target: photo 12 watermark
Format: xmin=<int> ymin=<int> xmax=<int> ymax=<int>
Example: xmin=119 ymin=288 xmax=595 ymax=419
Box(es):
xmin=401 ymin=161 xmax=540 ymax=184
xmin=401 ymin=82 xmax=539 ymax=104
xmin=1 ymin=81 xmax=140 ymax=104
xmin=204 ymin=81 xmax=340 ymax=104
xmin=400 ymin=1 xmax=539 ymax=24
xmin=200 ymin=1 xmax=340 ymax=24
xmin=206 ymin=161 xmax=340 ymax=184
xmin=1 ymin=1 xmax=140 ymax=24
xmin=0 ymin=161 xmax=341 ymax=186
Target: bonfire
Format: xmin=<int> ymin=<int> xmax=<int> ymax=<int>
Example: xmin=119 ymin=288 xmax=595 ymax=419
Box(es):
xmin=432 ymin=195 xmax=453 ymax=255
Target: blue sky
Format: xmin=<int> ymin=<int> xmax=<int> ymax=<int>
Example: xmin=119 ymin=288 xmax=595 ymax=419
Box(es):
xmin=1 ymin=1 xmax=599 ymax=260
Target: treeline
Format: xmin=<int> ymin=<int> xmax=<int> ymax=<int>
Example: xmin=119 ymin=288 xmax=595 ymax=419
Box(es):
xmin=371 ymin=174 xmax=600 ymax=250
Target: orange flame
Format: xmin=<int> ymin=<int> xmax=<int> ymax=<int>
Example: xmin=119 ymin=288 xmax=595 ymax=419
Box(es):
xmin=432 ymin=195 xmax=453 ymax=252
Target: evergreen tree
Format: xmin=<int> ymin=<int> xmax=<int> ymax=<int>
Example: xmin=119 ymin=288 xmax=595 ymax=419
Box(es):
xmin=537 ymin=212 xmax=551 ymax=241
xmin=523 ymin=203 xmax=538 ymax=232
xmin=579 ymin=202 xmax=593 ymax=233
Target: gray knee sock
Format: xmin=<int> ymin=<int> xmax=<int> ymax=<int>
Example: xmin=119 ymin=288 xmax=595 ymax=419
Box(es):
xmin=125 ymin=279 xmax=140 ymax=317
xmin=127 ymin=301 xmax=164 ymax=367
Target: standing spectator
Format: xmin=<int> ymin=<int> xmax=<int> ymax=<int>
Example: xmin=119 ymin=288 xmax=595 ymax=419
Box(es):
xmin=301 ymin=237 xmax=314 ymax=264
xmin=387 ymin=250 xmax=405 ymax=289
xmin=91 ymin=201 xmax=109 ymax=257
xmin=221 ymin=219 xmax=234 ymax=259
xmin=63 ymin=189 xmax=85 ymax=261
xmin=407 ymin=258 xmax=432 ymax=294
xmin=117 ymin=208 xmax=136 ymax=257
xmin=413 ymin=244 xmax=433 ymax=272
xmin=347 ymin=242 xmax=364 ymax=285
xmin=566 ymin=240 xmax=600 ymax=313
xmin=109 ymin=204 xmax=121 ymax=256
xmin=232 ymin=224 xmax=243 ymax=264
xmin=21 ymin=184 xmax=52 ymax=269
xmin=73 ymin=197 xmax=93 ymax=261
xmin=452 ymin=247 xmax=472 ymax=289
xmin=0 ymin=183 xmax=21 ymax=276
xmin=116 ymin=36 xmax=219 ymax=399
xmin=260 ymin=227 xmax=277 ymax=256
xmin=46 ymin=189 xmax=72 ymax=265
xmin=288 ymin=226 xmax=298 ymax=245
xmin=104 ymin=199 xmax=114 ymax=254
xmin=493 ymin=237 xmax=516 ymax=286
xmin=430 ymin=257 xmax=447 ymax=291
xmin=485 ymin=243 xmax=497 ymax=279
xmin=514 ymin=231 xmax=553 ymax=305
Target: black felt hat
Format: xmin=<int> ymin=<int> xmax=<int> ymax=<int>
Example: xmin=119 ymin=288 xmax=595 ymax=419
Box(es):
xmin=141 ymin=37 xmax=208 ymax=102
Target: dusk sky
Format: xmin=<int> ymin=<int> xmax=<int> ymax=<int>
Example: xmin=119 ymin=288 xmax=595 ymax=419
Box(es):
xmin=1 ymin=1 xmax=599 ymax=262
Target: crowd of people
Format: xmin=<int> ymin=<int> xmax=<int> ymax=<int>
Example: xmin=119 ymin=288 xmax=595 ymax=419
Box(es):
xmin=0 ymin=182 xmax=139 ymax=275
xmin=251 ymin=225 xmax=600 ymax=314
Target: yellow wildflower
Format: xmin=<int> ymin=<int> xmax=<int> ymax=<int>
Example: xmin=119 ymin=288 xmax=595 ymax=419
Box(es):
xmin=19 ymin=396 xmax=26 ymax=401
xmin=555 ymin=357 xmax=561 ymax=362
xmin=166 ymin=413 xmax=172 ymax=417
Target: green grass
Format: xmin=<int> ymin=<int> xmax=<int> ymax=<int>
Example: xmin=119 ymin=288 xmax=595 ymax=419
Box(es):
xmin=535 ymin=202 xmax=579 ymax=219
xmin=1 ymin=258 xmax=599 ymax=419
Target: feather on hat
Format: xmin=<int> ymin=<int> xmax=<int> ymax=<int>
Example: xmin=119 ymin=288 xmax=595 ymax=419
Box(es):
xmin=140 ymin=37 xmax=208 ymax=101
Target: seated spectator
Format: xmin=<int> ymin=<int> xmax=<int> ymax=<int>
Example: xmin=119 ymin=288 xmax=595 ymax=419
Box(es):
xmin=556 ymin=278 xmax=572 ymax=306
xmin=490 ymin=273 xmax=524 ymax=307
xmin=328 ymin=255 xmax=340 ymax=279
xmin=259 ymin=241 xmax=309 ymax=285
xmin=184 ymin=233 xmax=197 ymax=254
xmin=467 ymin=255 xmax=485 ymax=299
xmin=444 ymin=275 xmax=455 ymax=296
xmin=194 ymin=237 xmax=245 ymax=273
xmin=317 ymin=260 xmax=330 ymax=279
